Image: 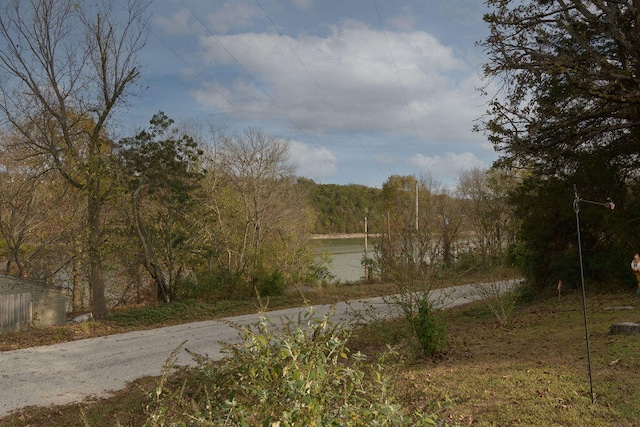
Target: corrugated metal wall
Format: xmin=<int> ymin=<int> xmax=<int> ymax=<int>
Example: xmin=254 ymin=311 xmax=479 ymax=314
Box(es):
xmin=0 ymin=292 xmax=32 ymax=333
xmin=0 ymin=276 xmax=67 ymax=328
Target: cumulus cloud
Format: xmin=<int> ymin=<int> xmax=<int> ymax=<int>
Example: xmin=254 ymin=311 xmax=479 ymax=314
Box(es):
xmin=192 ymin=20 xmax=485 ymax=146
xmin=407 ymin=152 xmax=487 ymax=183
xmin=289 ymin=140 xmax=338 ymax=179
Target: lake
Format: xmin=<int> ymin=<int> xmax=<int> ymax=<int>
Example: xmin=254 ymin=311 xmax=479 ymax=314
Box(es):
xmin=313 ymin=236 xmax=372 ymax=283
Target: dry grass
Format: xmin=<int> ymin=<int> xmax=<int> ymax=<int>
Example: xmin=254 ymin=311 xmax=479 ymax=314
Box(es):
xmin=351 ymin=286 xmax=640 ymax=426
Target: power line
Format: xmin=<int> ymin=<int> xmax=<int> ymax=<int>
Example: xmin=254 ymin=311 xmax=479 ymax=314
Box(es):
xmin=150 ymin=29 xmax=258 ymax=128
xmin=177 ymin=0 xmax=353 ymax=183
xmin=255 ymin=0 xmax=386 ymax=177
xmin=372 ymin=0 xmax=425 ymax=157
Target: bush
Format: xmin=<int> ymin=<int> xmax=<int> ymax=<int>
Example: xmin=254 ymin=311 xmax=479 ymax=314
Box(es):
xmin=253 ymin=268 xmax=286 ymax=297
xmin=146 ymin=308 xmax=438 ymax=426
xmin=410 ymin=297 xmax=447 ymax=357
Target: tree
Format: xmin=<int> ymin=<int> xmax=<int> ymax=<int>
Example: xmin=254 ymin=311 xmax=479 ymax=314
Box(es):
xmin=481 ymin=0 xmax=640 ymax=175
xmin=206 ymin=127 xmax=315 ymax=286
xmin=378 ymin=175 xmax=454 ymax=273
xmin=480 ymin=0 xmax=640 ymax=287
xmin=456 ymin=167 xmax=516 ymax=259
xmin=0 ymin=0 xmax=150 ymax=318
xmin=117 ymin=112 xmax=204 ymax=303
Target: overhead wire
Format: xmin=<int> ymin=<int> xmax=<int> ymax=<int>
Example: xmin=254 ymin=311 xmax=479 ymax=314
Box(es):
xmin=254 ymin=0 xmax=387 ymax=177
xmin=150 ymin=29 xmax=259 ymax=129
xmin=151 ymin=29 xmax=334 ymax=182
xmin=177 ymin=0 xmax=353 ymax=183
xmin=372 ymin=0 xmax=425 ymax=157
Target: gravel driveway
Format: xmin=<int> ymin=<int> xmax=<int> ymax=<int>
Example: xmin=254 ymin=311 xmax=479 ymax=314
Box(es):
xmin=0 ymin=280 xmax=519 ymax=417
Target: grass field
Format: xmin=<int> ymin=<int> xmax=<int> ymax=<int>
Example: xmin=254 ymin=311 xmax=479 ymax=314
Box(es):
xmin=1 ymin=274 xmax=639 ymax=426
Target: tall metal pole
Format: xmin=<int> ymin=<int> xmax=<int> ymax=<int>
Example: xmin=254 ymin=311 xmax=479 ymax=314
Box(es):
xmin=573 ymin=185 xmax=595 ymax=404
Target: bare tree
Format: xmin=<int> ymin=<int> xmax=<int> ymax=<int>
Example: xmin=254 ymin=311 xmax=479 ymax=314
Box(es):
xmin=0 ymin=0 xmax=150 ymax=318
xmin=207 ymin=127 xmax=315 ymax=284
xmin=456 ymin=167 xmax=516 ymax=259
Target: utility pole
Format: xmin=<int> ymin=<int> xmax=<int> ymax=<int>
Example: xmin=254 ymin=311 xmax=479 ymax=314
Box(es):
xmin=415 ymin=180 xmax=419 ymax=233
xmin=364 ymin=216 xmax=369 ymax=281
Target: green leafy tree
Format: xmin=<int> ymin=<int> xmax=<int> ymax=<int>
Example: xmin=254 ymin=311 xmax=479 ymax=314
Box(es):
xmin=480 ymin=0 xmax=640 ymax=288
xmin=117 ymin=112 xmax=204 ymax=303
xmin=299 ymin=179 xmax=383 ymax=234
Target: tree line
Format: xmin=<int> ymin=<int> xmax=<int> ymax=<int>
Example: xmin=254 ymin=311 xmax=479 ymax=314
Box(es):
xmin=4 ymin=0 xmax=637 ymax=318
xmin=0 ymin=2 xmax=516 ymax=320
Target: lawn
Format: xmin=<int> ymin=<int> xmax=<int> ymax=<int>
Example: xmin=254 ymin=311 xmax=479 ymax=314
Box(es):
xmin=383 ymin=286 xmax=640 ymax=426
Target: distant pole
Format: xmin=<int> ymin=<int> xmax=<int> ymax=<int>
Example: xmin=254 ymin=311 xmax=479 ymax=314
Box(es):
xmin=364 ymin=216 xmax=368 ymax=281
xmin=415 ymin=181 xmax=419 ymax=233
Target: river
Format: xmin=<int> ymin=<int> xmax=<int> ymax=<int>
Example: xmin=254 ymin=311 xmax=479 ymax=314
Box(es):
xmin=313 ymin=236 xmax=374 ymax=283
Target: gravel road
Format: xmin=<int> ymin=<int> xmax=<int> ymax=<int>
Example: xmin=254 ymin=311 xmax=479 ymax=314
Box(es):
xmin=0 ymin=280 xmax=519 ymax=417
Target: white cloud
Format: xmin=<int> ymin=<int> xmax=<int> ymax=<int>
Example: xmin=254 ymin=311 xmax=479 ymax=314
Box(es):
xmin=407 ymin=152 xmax=487 ymax=183
xmin=289 ymin=140 xmax=338 ymax=178
xmin=205 ymin=1 xmax=262 ymax=34
xmin=154 ymin=9 xmax=194 ymax=35
xmin=292 ymin=0 xmax=313 ymax=10
xmin=192 ymin=20 xmax=485 ymax=145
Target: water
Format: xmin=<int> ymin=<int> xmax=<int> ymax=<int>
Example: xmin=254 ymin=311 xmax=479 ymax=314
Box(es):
xmin=313 ymin=237 xmax=371 ymax=283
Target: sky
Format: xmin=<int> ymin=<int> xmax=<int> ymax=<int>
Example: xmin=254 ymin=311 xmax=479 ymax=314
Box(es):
xmin=123 ymin=0 xmax=496 ymax=189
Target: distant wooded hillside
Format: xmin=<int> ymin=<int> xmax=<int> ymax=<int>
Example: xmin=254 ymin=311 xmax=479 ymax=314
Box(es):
xmin=297 ymin=178 xmax=383 ymax=234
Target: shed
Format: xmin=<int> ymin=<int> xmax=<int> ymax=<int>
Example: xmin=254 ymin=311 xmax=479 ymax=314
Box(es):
xmin=0 ymin=275 xmax=67 ymax=331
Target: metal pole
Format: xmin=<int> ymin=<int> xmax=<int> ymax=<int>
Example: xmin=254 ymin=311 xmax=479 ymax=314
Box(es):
xmin=573 ymin=185 xmax=595 ymax=404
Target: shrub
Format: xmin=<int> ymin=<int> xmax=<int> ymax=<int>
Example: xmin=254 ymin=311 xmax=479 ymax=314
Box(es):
xmin=411 ymin=297 xmax=447 ymax=357
xmin=146 ymin=308 xmax=438 ymax=426
xmin=253 ymin=268 xmax=287 ymax=297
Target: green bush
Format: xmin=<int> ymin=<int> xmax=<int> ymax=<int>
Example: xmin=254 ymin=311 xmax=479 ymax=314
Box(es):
xmin=147 ymin=308 xmax=438 ymax=426
xmin=253 ymin=268 xmax=286 ymax=297
xmin=411 ymin=298 xmax=447 ymax=357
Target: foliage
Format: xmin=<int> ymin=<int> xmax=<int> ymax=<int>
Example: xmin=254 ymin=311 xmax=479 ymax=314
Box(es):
xmin=410 ymin=297 xmax=447 ymax=357
xmin=480 ymin=0 xmax=640 ymax=173
xmin=378 ymin=248 xmax=448 ymax=357
xmin=298 ymin=178 xmax=384 ymax=234
xmin=469 ymin=279 xmax=523 ymax=327
xmin=203 ymin=128 xmax=317 ymax=287
xmin=479 ymin=0 xmax=640 ymax=291
xmin=456 ymin=167 xmax=517 ymax=259
xmin=146 ymin=308 xmax=438 ymax=426
xmin=116 ymin=111 xmax=205 ymax=303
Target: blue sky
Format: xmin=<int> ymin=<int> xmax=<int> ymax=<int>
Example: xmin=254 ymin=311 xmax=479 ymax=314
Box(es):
xmin=123 ymin=0 xmax=495 ymax=189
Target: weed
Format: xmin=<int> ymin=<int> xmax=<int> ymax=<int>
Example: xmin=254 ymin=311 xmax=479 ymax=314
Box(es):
xmin=470 ymin=279 xmax=523 ymax=327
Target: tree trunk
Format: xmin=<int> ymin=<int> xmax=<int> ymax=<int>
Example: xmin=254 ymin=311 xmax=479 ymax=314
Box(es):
xmin=72 ymin=255 xmax=84 ymax=312
xmin=88 ymin=194 xmax=108 ymax=319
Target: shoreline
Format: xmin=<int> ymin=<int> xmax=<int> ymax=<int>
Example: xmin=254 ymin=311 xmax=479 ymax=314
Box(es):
xmin=310 ymin=233 xmax=381 ymax=239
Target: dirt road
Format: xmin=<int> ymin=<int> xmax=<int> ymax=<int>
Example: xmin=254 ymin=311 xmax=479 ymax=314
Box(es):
xmin=0 ymin=280 xmax=518 ymax=417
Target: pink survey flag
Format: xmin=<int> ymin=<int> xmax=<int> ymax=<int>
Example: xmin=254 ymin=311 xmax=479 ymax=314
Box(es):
xmin=557 ymin=280 xmax=562 ymax=290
